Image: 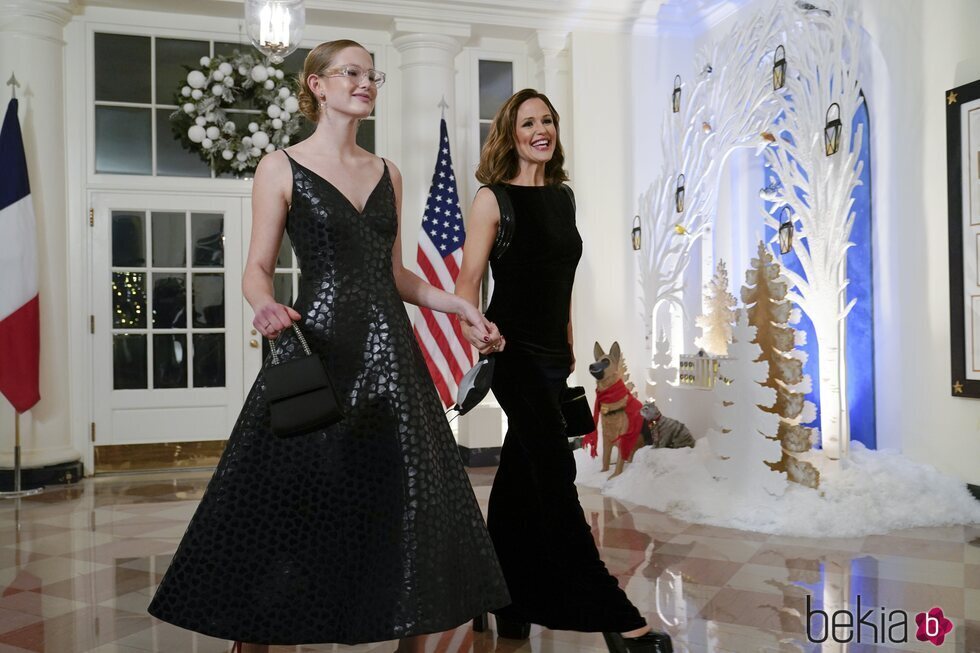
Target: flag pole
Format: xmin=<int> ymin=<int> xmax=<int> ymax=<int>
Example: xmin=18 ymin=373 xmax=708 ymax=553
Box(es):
xmin=6 ymin=72 xmax=19 ymax=99
xmin=1 ymin=404 xmax=44 ymax=499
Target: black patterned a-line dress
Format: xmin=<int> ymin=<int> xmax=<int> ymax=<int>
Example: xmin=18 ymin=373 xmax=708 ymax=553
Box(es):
xmin=148 ymin=153 xmax=509 ymax=645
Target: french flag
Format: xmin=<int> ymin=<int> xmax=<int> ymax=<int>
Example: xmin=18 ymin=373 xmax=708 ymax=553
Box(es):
xmin=0 ymin=98 xmax=40 ymax=413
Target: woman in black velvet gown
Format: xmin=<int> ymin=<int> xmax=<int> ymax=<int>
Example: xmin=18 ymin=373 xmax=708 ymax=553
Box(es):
xmin=148 ymin=40 xmax=509 ymax=653
xmin=455 ymin=89 xmax=672 ymax=653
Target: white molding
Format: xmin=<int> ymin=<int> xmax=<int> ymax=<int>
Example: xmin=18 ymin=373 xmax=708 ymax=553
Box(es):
xmin=79 ymin=0 xmax=665 ymax=35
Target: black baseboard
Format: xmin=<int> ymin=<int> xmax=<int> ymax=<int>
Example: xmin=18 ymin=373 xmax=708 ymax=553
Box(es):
xmin=0 ymin=460 xmax=85 ymax=492
xmin=457 ymin=445 xmax=502 ymax=468
xmin=969 ymin=483 xmax=980 ymax=503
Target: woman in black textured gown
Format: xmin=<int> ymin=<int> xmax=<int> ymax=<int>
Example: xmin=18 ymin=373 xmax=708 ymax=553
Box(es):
xmin=455 ymin=89 xmax=672 ymax=653
xmin=148 ymin=40 xmax=509 ymax=653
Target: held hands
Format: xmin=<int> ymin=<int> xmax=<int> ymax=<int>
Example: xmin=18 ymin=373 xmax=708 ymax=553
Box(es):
xmin=457 ymin=301 xmax=506 ymax=356
xmin=253 ymin=302 xmax=302 ymax=339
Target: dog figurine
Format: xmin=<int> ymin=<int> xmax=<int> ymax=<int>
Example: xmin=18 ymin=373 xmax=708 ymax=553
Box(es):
xmin=640 ymin=400 xmax=695 ymax=449
xmin=582 ymin=342 xmax=644 ymax=477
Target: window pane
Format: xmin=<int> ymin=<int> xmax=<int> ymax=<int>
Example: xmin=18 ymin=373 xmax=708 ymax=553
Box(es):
xmin=156 ymin=38 xmax=209 ymax=106
xmin=281 ymin=47 xmax=311 ymax=77
xmin=193 ymin=334 xmax=226 ymax=387
xmin=479 ymin=60 xmax=513 ymax=121
xmin=151 ymin=212 xmax=186 ymax=267
xmin=357 ymin=119 xmax=375 ymax=153
xmin=152 ymin=273 xmax=186 ymax=329
xmin=153 ymin=334 xmax=188 ymax=388
xmin=157 ymin=109 xmax=211 ymax=178
xmin=192 ymin=274 xmax=224 ymax=327
xmin=95 ymin=33 xmax=150 ymax=103
xmin=273 ymin=273 xmax=293 ymax=306
xmin=112 ymin=212 xmax=145 ymax=267
xmin=112 ymin=272 xmax=146 ymax=328
xmin=192 ymin=213 xmax=224 ymax=267
xmin=276 ymin=232 xmax=293 ymax=268
xmin=113 ymin=334 xmax=147 ymax=389
xmin=96 ymin=107 xmax=152 ymax=175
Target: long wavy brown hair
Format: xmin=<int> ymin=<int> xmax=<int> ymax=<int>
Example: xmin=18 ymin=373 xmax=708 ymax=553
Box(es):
xmin=475 ymin=88 xmax=569 ymax=185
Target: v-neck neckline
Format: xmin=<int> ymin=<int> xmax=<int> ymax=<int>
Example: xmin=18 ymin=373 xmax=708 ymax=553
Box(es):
xmin=287 ymin=153 xmax=388 ymax=216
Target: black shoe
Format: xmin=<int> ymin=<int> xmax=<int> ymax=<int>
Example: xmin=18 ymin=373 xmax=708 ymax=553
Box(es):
xmin=602 ymin=630 xmax=673 ymax=653
xmin=495 ymin=614 xmax=531 ymax=640
xmin=473 ymin=612 xmax=488 ymax=632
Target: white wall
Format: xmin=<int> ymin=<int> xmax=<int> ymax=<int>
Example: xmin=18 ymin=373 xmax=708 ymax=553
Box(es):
xmin=861 ymin=0 xmax=980 ymax=485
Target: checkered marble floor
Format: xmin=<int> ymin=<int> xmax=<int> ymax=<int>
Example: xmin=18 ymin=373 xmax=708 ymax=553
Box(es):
xmin=0 ymin=469 xmax=976 ymax=653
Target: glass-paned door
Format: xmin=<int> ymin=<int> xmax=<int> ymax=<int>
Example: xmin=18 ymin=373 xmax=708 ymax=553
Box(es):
xmin=92 ymin=192 xmax=245 ymax=445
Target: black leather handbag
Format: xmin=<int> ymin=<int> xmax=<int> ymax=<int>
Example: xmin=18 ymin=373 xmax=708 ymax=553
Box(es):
xmin=264 ymin=323 xmax=342 ymax=437
xmin=560 ymin=385 xmax=595 ymax=438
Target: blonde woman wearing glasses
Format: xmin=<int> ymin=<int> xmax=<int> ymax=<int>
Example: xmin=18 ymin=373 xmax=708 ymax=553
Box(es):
xmin=149 ymin=40 xmax=509 ymax=653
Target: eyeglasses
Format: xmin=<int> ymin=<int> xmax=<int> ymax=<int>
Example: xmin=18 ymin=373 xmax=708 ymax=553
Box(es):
xmin=323 ymin=65 xmax=386 ymax=89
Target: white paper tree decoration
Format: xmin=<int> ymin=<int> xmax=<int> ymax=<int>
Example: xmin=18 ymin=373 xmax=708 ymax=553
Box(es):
xmin=705 ymin=310 xmax=786 ymax=498
xmin=742 ymin=242 xmax=820 ymax=488
xmin=695 ymin=260 xmax=738 ymax=356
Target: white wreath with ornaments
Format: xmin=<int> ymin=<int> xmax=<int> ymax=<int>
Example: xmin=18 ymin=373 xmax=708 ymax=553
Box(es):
xmin=173 ymin=50 xmax=303 ymax=174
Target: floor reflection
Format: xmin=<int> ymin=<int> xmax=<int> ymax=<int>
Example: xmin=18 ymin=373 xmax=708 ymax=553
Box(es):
xmin=0 ymin=471 xmax=975 ymax=652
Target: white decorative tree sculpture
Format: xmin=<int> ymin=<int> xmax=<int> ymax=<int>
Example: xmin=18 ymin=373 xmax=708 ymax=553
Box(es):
xmin=762 ymin=0 xmax=864 ymax=460
xmin=742 ymin=242 xmax=820 ymax=488
xmin=638 ymin=2 xmax=785 ymax=359
xmin=646 ymin=328 xmax=678 ymax=407
xmin=695 ymin=260 xmax=737 ymax=356
xmin=705 ymin=311 xmax=785 ymax=497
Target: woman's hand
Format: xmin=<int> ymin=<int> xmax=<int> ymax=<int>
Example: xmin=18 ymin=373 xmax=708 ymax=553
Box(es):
xmin=253 ymin=302 xmax=302 ymax=339
xmin=458 ymin=301 xmax=506 ymax=355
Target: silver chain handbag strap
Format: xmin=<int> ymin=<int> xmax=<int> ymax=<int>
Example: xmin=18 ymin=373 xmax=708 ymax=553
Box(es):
xmin=269 ymin=323 xmax=312 ymax=366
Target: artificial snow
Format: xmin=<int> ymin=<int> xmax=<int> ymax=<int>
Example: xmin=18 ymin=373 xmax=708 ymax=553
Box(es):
xmin=574 ymin=441 xmax=980 ymax=537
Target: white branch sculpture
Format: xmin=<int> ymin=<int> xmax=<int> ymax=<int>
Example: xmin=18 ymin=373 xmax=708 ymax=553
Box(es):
xmin=639 ymin=1 xmax=785 ymax=357
xmin=640 ymin=0 xmax=865 ymax=462
xmin=762 ymin=0 xmax=864 ymax=460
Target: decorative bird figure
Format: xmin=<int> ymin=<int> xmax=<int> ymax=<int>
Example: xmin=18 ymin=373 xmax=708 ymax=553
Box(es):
xmin=755 ymin=131 xmax=778 ymax=156
xmin=794 ymin=1 xmax=831 ymax=16
xmin=673 ymin=224 xmax=691 ymax=236
xmin=758 ymin=180 xmax=781 ymax=202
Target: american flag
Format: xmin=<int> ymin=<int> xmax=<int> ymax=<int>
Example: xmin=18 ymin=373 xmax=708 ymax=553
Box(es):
xmin=413 ymin=118 xmax=474 ymax=406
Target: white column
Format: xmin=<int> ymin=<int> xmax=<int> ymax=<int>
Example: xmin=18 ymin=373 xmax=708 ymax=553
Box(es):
xmin=531 ymin=30 xmax=572 ymax=161
xmin=391 ymin=20 xmax=470 ymax=266
xmin=0 ymin=0 xmax=82 ymax=470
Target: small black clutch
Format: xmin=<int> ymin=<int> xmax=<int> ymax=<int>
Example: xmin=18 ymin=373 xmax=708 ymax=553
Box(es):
xmin=560 ymin=385 xmax=595 ymax=438
xmin=264 ymin=323 xmax=343 ymax=437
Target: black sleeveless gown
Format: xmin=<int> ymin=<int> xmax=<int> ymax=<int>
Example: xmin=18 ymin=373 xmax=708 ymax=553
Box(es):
xmin=148 ymin=154 xmax=509 ymax=645
xmin=484 ymin=183 xmax=647 ymax=632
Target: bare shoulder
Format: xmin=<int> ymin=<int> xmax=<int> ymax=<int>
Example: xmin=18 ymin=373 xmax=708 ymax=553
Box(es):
xmin=255 ymin=149 xmax=291 ymax=184
xmin=471 ymin=186 xmax=500 ymax=225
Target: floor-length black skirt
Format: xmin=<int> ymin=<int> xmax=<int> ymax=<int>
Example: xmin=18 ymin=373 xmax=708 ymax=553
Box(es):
xmin=487 ymin=348 xmax=647 ymax=632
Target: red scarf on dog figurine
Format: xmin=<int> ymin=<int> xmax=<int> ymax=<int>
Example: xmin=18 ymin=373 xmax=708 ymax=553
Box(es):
xmin=582 ymin=379 xmax=644 ymax=460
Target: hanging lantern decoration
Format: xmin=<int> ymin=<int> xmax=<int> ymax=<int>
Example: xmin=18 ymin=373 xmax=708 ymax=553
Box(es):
xmin=675 ymin=174 xmax=685 ymax=213
xmin=672 ymin=75 xmax=682 ymax=113
xmin=778 ymin=207 xmax=794 ymax=254
xmin=245 ymin=0 xmax=306 ymax=64
xmin=631 ymin=215 xmax=642 ymax=251
xmin=824 ymin=102 xmax=842 ymax=156
xmin=773 ymin=45 xmax=786 ymax=91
